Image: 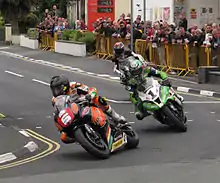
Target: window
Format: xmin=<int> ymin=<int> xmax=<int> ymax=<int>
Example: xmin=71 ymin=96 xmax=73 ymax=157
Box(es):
xmin=98 ymin=0 xmax=113 ymax=6
xmin=97 ymin=7 xmax=113 ymax=13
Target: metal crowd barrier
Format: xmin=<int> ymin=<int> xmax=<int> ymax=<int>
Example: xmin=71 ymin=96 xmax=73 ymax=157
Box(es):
xmin=39 ymin=32 xmax=58 ymax=51
xmin=94 ymin=36 xmax=214 ymax=77
xmin=38 ymin=32 xmax=219 ymax=77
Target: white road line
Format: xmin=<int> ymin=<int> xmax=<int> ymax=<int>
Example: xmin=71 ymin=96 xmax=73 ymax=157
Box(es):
xmin=106 ymin=99 xmax=131 ymax=104
xmin=97 ymin=74 xmax=110 ymax=77
xmin=24 ymin=141 xmax=38 ymax=152
xmin=0 ymin=47 xmax=9 ymax=50
xmin=210 ymin=111 xmax=215 ymax=114
xmin=184 ymin=101 xmax=220 ymax=104
xmin=32 ymin=79 xmax=50 ymax=86
xmin=188 ymin=119 xmax=194 ymax=122
xmin=217 ymin=120 xmax=220 ymax=122
xmin=130 ymin=112 xmax=135 ymax=114
xmin=5 ymin=70 xmax=24 ymax=78
xmin=36 ymin=126 xmax=42 ymax=129
xmin=19 ymin=130 xmax=30 ymax=137
xmin=0 ymin=153 xmax=17 ymax=164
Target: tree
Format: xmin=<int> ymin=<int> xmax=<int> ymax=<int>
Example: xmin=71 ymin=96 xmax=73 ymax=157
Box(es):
xmin=0 ymin=0 xmax=36 ymax=34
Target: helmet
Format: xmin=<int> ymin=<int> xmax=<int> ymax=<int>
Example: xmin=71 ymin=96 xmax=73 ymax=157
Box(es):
xmin=129 ymin=59 xmax=143 ymax=76
xmin=50 ymin=75 xmax=70 ymax=97
xmin=113 ymin=42 xmax=125 ymax=56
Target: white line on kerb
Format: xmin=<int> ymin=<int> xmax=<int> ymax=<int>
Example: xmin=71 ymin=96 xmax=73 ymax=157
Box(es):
xmin=5 ymin=70 xmax=24 ymax=78
xmin=32 ymin=79 xmax=50 ymax=86
xmin=19 ymin=130 xmax=30 ymax=137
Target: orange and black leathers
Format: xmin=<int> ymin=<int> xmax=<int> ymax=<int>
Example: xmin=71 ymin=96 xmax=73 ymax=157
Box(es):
xmin=52 ymin=81 xmax=111 ymax=144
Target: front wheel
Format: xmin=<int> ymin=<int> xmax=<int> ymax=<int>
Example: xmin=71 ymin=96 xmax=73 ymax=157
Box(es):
xmin=74 ymin=127 xmax=110 ymax=159
xmin=121 ymin=126 xmax=139 ymax=149
xmin=161 ymin=104 xmax=187 ymax=132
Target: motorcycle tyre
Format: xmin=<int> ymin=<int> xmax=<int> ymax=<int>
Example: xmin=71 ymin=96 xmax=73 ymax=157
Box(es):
xmin=74 ymin=128 xmax=110 ymax=159
xmin=161 ymin=105 xmax=187 ymax=133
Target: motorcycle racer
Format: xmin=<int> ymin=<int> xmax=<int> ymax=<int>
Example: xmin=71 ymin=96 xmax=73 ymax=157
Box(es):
xmin=114 ymin=58 xmax=184 ymax=121
xmin=50 ymin=75 xmax=127 ymax=144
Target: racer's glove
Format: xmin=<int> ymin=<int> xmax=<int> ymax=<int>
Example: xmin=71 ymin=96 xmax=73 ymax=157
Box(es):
xmin=161 ymin=79 xmax=171 ymax=87
xmin=85 ymin=94 xmax=92 ymax=102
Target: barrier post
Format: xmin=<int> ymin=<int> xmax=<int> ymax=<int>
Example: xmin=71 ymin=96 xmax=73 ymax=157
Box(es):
xmin=205 ymin=47 xmax=211 ymax=66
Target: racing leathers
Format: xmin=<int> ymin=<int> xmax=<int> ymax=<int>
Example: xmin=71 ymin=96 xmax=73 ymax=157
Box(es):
xmin=52 ymin=82 xmax=126 ymax=144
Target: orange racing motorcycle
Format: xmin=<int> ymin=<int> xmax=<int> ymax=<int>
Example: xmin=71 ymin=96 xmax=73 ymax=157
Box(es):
xmin=53 ymin=95 xmax=139 ymax=159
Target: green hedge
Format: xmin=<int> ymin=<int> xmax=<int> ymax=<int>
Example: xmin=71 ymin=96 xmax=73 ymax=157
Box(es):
xmin=27 ymin=28 xmax=38 ymax=39
xmin=61 ymin=30 xmax=96 ymax=53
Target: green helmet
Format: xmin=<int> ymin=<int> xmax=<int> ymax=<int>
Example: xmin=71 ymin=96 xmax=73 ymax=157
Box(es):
xmin=129 ymin=59 xmax=143 ymax=76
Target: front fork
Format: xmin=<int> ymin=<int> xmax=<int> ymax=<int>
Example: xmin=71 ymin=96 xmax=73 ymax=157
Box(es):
xmin=169 ymin=87 xmax=183 ymax=106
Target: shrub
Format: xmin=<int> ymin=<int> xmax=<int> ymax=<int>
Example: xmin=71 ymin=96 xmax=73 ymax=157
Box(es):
xmin=27 ymin=28 xmax=38 ymax=39
xmin=60 ymin=29 xmax=96 ymax=53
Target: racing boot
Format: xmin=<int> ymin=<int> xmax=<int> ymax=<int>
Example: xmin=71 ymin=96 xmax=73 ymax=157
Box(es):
xmin=135 ymin=110 xmax=151 ymax=120
xmin=135 ymin=103 xmax=151 ymax=120
xmin=105 ymin=105 xmax=127 ymax=126
xmin=60 ymin=132 xmax=75 ymax=144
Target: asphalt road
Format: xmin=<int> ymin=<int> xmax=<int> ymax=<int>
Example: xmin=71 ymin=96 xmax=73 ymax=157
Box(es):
xmin=0 ymin=49 xmax=220 ymax=182
xmin=0 ymin=127 xmax=28 ymax=155
xmin=3 ymin=45 xmax=220 ymax=92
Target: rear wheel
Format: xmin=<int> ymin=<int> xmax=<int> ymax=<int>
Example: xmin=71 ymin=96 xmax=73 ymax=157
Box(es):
xmin=74 ymin=126 xmax=110 ymax=159
xmin=161 ymin=104 xmax=187 ymax=132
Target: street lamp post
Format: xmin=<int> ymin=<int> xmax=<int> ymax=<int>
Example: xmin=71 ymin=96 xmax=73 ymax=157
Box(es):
xmin=143 ymin=0 xmax=146 ymax=35
xmin=130 ymin=0 xmax=134 ymax=52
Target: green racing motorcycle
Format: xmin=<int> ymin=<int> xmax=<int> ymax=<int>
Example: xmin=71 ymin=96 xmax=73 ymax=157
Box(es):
xmin=130 ymin=77 xmax=187 ymax=132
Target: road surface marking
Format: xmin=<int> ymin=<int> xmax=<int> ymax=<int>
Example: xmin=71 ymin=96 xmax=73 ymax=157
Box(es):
xmin=106 ymin=99 xmax=131 ymax=104
xmin=128 ymin=122 xmax=135 ymax=124
xmin=0 ymin=129 xmax=60 ymax=170
xmin=24 ymin=141 xmax=38 ymax=152
xmin=36 ymin=126 xmax=42 ymax=129
xmin=19 ymin=130 xmax=30 ymax=137
xmin=5 ymin=70 xmax=24 ymax=78
xmin=210 ymin=112 xmax=215 ymax=114
xmin=32 ymin=79 xmax=50 ymax=86
xmin=0 ymin=153 xmax=17 ymax=164
xmin=184 ymin=101 xmax=220 ymax=104
xmin=1 ymin=51 xmax=220 ymax=100
xmin=130 ymin=112 xmax=135 ymax=114
xmin=217 ymin=120 xmax=220 ymax=122
xmin=0 ymin=47 xmax=9 ymax=50
xmin=188 ymin=119 xmax=194 ymax=122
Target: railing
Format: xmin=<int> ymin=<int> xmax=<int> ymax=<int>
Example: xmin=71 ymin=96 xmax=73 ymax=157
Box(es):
xmin=37 ymin=32 xmax=219 ymax=77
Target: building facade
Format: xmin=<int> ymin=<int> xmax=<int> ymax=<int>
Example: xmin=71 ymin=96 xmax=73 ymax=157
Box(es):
xmin=67 ymin=0 xmax=220 ymax=29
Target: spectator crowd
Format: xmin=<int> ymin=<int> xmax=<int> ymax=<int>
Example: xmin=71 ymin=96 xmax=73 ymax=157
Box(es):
xmin=93 ymin=12 xmax=220 ymax=49
xmin=37 ymin=5 xmax=88 ymax=35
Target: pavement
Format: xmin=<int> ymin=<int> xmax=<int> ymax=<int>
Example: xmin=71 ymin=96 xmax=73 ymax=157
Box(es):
xmin=0 ymin=46 xmax=220 ymax=182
